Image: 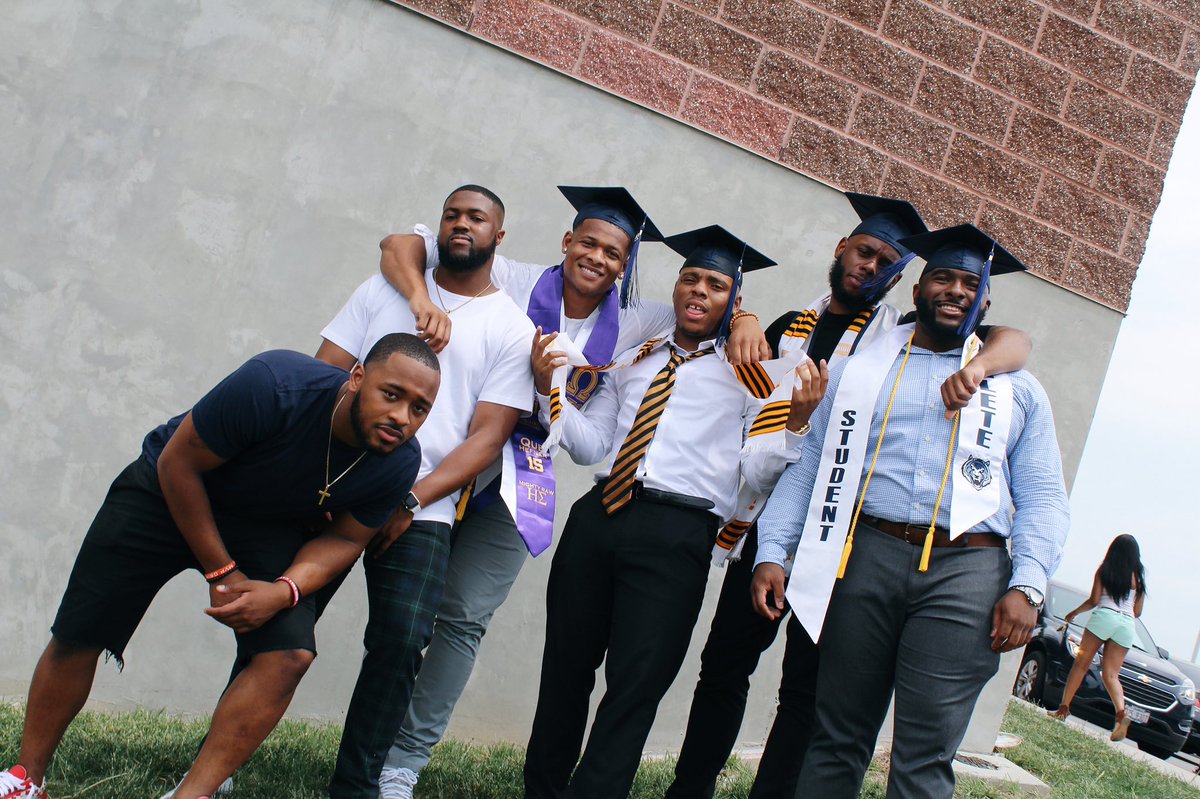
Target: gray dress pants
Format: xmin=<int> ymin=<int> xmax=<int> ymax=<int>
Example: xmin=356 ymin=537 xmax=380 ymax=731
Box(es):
xmin=793 ymin=524 xmax=1011 ymax=799
xmin=384 ymin=499 xmax=529 ymax=774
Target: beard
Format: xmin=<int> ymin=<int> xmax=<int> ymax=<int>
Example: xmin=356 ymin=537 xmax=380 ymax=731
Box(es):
xmin=827 ymin=255 xmax=889 ymax=312
xmin=349 ymin=390 xmax=397 ymax=455
xmin=914 ymin=294 xmax=986 ymax=346
xmin=437 ymin=235 xmax=497 ymax=273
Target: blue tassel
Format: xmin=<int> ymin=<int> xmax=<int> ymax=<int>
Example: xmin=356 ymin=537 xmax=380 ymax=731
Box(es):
xmin=717 ymin=244 xmax=747 ymax=346
xmin=619 ymin=223 xmax=645 ymax=309
xmin=956 ymin=245 xmax=993 ymax=337
xmin=858 ymin=252 xmax=916 ymax=303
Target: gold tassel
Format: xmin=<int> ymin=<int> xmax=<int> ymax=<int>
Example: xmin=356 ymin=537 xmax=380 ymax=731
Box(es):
xmin=919 ymin=529 xmax=934 ymax=572
xmin=837 ymin=530 xmax=855 ymax=578
xmin=454 ymin=478 xmax=476 ymax=522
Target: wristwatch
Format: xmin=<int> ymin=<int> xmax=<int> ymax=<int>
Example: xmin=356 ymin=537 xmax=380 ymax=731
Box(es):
xmin=402 ymin=491 xmax=422 ymax=515
xmin=788 ymin=422 xmax=811 ymax=437
xmin=1013 ymin=585 xmax=1045 ymax=610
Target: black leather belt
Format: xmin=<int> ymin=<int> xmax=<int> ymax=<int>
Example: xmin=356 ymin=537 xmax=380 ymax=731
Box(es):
xmin=598 ymin=479 xmax=716 ymax=511
xmin=859 ymin=513 xmax=1005 ymax=549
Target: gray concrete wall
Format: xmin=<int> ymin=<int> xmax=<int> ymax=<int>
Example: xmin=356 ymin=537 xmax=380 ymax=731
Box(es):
xmin=2 ymin=0 xmax=1120 ymax=760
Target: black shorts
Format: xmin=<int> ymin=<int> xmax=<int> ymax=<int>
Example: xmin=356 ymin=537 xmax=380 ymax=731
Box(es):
xmin=51 ymin=456 xmax=327 ymax=667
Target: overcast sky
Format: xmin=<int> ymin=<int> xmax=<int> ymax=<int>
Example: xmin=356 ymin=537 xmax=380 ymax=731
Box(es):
xmin=1058 ymin=86 xmax=1200 ymax=663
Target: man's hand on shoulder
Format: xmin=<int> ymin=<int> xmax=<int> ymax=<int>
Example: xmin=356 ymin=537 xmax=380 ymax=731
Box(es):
xmin=379 ymin=232 xmax=452 ymax=352
xmin=751 ymin=562 xmax=788 ymax=621
xmin=726 ymin=313 xmax=771 ymax=365
xmin=940 ymin=360 xmax=986 ymax=420
xmin=205 ymin=578 xmax=293 ymax=633
xmin=412 ymin=295 xmax=452 ymax=353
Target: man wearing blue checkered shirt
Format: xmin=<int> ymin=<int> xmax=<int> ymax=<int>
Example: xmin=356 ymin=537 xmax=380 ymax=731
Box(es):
xmin=751 ymin=225 xmax=1069 ymax=799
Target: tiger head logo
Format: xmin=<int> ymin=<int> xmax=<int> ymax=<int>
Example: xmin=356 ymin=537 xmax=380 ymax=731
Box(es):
xmin=962 ymin=456 xmax=992 ymax=491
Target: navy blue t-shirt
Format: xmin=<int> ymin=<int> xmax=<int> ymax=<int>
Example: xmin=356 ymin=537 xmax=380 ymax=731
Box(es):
xmin=142 ymin=350 xmax=420 ymax=528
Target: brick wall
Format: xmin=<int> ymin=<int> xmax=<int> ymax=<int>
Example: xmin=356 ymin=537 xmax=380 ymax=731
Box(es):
xmin=386 ymin=0 xmax=1200 ymax=311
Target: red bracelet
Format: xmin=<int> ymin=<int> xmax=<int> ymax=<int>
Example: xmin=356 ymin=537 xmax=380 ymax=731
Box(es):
xmin=275 ymin=576 xmax=301 ymax=608
xmin=204 ymin=561 xmax=237 ymax=583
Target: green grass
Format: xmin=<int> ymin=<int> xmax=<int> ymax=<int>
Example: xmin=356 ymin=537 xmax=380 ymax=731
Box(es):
xmin=0 ymin=700 xmax=1194 ymax=797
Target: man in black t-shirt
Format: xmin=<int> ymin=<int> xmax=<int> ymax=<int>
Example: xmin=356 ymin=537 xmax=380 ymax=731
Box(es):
xmin=666 ymin=196 xmax=1034 ymax=799
xmin=0 ymin=334 xmax=439 ymax=799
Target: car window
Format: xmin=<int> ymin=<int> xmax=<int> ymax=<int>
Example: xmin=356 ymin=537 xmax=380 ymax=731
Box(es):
xmin=1047 ymin=586 xmax=1086 ymax=618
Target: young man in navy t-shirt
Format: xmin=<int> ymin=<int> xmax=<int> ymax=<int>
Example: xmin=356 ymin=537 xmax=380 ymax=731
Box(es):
xmin=0 ymin=334 xmax=440 ymax=799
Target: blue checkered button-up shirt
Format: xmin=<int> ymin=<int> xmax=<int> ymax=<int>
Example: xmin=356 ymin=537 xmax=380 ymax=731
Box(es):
xmin=755 ymin=344 xmax=1069 ymax=592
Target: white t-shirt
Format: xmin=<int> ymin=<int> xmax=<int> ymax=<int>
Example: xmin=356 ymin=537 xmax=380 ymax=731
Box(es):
xmin=415 ymin=225 xmax=674 ymax=354
xmin=321 ymin=272 xmax=536 ymax=525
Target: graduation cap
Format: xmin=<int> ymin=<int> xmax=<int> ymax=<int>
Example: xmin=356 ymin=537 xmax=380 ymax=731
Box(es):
xmin=559 ymin=186 xmax=664 ymax=309
xmin=898 ymin=224 xmax=1027 ymax=336
xmin=844 ymin=193 xmax=929 ymax=302
xmin=664 ymin=225 xmax=777 ymax=345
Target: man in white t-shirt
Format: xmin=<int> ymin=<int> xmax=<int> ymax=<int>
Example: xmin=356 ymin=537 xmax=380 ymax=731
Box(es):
xmin=315 ymin=184 xmax=535 ymax=799
xmin=371 ymin=187 xmax=772 ymax=798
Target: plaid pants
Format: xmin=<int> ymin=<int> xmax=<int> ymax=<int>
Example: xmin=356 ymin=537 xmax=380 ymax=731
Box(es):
xmin=329 ymin=519 xmax=451 ymax=799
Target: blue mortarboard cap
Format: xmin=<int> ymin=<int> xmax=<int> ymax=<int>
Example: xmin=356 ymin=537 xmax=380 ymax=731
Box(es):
xmin=899 ymin=224 xmax=1026 ymax=277
xmin=845 ymin=193 xmax=929 ymax=257
xmin=899 ymin=224 xmax=1027 ymax=336
xmin=559 ymin=185 xmax=664 ymax=309
xmin=664 ymin=225 xmax=777 ymax=344
xmin=844 ymin=193 xmax=929 ymax=302
xmin=558 ymin=186 xmax=665 ymax=243
xmin=663 ymin=225 xmax=776 ymax=278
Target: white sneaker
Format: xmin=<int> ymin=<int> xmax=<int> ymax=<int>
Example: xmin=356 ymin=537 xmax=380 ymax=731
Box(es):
xmin=159 ymin=770 xmax=234 ymax=799
xmin=377 ymin=766 xmax=418 ymax=799
xmin=0 ymin=766 xmax=46 ymax=799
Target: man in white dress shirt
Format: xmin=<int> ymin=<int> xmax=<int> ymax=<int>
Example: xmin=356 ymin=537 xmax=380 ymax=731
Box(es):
xmin=522 ymin=226 xmax=780 ymax=799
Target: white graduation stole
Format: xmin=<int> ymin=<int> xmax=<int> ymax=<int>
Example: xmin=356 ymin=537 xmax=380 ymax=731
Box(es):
xmin=950 ymin=351 xmax=1013 ymax=537
xmin=783 ymin=325 xmax=1013 ymax=642
xmin=711 ymin=294 xmax=901 ymax=564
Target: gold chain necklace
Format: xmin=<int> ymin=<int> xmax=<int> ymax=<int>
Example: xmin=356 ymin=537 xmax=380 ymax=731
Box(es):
xmin=318 ymin=389 xmax=368 ymax=507
xmin=433 ymin=267 xmax=494 ymax=315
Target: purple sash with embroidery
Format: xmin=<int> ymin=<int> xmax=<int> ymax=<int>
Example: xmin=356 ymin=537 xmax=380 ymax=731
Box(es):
xmin=498 ymin=265 xmax=621 ymax=554
xmin=507 ymin=420 xmax=557 ymax=555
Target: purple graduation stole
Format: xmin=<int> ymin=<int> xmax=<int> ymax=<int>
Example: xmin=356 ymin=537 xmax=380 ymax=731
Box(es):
xmin=474 ymin=265 xmax=622 ymax=556
xmin=526 ymin=264 xmax=620 ymax=406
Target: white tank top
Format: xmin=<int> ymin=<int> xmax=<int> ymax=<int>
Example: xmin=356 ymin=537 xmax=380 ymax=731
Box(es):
xmin=1097 ymin=583 xmax=1137 ymax=616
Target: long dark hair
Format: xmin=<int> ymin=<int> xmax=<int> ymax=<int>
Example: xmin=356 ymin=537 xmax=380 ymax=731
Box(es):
xmin=1099 ymin=534 xmax=1146 ymax=604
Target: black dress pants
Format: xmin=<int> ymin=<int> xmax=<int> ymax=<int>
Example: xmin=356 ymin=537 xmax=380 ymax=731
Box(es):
xmin=665 ymin=529 xmax=820 ymax=799
xmin=524 ymin=486 xmax=718 ymax=799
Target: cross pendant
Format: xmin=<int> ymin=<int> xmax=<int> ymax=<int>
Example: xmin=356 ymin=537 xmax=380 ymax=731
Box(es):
xmin=317 ymin=487 xmax=332 ymax=506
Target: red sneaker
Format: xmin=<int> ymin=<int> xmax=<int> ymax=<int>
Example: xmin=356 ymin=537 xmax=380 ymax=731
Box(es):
xmin=0 ymin=766 xmax=46 ymax=799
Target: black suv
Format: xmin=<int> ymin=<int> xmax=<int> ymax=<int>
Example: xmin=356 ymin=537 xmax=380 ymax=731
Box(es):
xmin=1170 ymin=657 xmax=1200 ymax=756
xmin=1012 ymin=581 xmax=1196 ymax=758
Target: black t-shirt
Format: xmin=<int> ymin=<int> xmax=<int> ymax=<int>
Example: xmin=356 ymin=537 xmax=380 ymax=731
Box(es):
xmin=142 ymin=350 xmax=420 ymax=528
xmin=764 ymin=310 xmax=855 ymax=361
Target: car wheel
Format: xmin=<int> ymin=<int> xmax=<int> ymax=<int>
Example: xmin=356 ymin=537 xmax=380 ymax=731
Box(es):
xmin=1136 ymin=741 xmax=1177 ymax=759
xmin=1013 ymin=651 xmax=1046 ymax=705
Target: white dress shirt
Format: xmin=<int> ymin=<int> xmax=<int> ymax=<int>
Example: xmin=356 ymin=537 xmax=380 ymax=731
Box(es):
xmin=536 ymin=333 xmax=770 ymax=521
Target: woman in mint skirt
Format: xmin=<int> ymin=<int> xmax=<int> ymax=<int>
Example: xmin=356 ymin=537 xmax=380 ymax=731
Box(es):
xmin=1048 ymin=534 xmax=1147 ymax=741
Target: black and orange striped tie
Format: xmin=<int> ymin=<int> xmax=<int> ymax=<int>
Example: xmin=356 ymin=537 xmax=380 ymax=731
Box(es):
xmin=601 ymin=347 xmax=712 ymax=515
